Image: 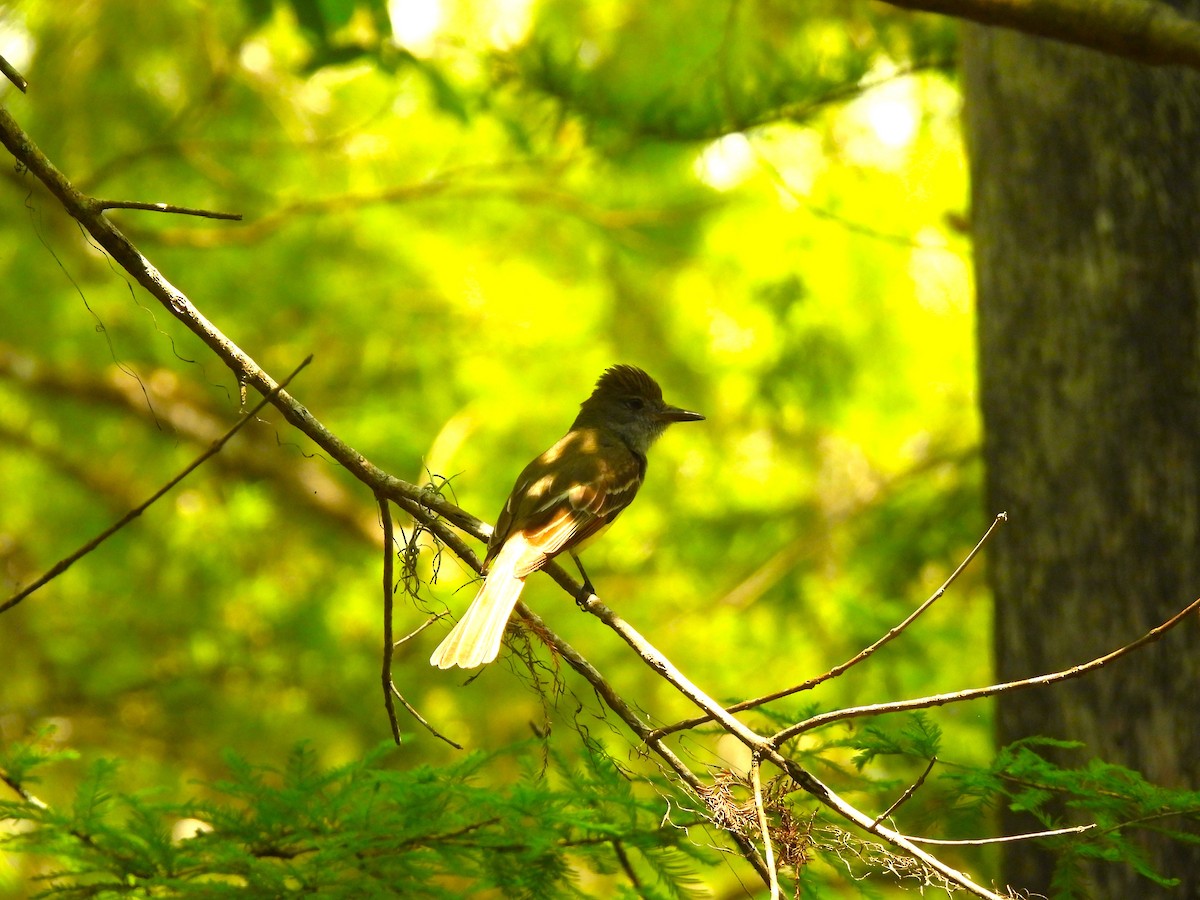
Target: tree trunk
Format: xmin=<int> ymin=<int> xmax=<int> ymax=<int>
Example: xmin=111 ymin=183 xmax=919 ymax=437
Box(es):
xmin=961 ymin=14 xmax=1200 ymax=898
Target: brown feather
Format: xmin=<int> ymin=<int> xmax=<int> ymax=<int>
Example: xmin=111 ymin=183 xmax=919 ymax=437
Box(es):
xmin=485 ymin=427 xmax=643 ymax=578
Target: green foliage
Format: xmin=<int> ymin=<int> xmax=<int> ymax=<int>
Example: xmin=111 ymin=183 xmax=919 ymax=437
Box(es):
xmin=518 ymin=2 xmax=958 ymax=143
xmin=944 ymin=737 xmax=1200 ymax=897
xmin=0 ymin=737 xmax=709 ymax=898
xmin=849 ymin=713 xmax=943 ymax=769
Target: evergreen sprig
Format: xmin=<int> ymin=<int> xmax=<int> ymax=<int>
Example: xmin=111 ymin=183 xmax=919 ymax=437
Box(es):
xmin=0 ymin=738 xmax=712 ymax=898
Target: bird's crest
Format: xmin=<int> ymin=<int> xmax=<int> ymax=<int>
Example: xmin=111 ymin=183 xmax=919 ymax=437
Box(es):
xmin=592 ymin=365 xmax=663 ymax=400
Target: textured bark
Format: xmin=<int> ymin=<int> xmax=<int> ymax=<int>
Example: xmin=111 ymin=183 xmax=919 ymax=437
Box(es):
xmin=962 ymin=15 xmax=1200 ymax=897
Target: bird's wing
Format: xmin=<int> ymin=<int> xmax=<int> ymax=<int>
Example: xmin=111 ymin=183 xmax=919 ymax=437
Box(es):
xmin=489 ymin=429 xmax=645 ymax=579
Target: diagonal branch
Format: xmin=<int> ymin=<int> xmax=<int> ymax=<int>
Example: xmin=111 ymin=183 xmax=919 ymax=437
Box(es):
xmin=0 ymin=54 xmax=27 ymax=93
xmin=771 ymin=594 xmax=1200 ymax=745
xmin=649 ymin=513 xmax=1006 ymax=740
xmin=94 ymin=199 xmax=242 ymax=220
xmin=0 ymin=105 xmax=475 ymax=540
xmin=0 ymin=356 xmax=311 ymax=614
xmin=879 ymin=0 xmax=1200 ymax=70
xmin=571 ymin=588 xmax=1012 ymax=899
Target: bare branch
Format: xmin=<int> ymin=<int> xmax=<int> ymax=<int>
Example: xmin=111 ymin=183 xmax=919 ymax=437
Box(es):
xmin=0 ymin=770 xmax=48 ymax=809
xmin=379 ymin=495 xmax=403 ymax=746
xmin=378 ymin=494 xmax=462 ymax=750
xmin=95 ymin=199 xmax=242 ymax=220
xmin=872 ymin=756 xmax=938 ymax=828
xmin=650 ymin=513 xmax=1006 ymax=739
xmin=750 ymin=755 xmax=780 ymax=900
xmin=880 ymin=0 xmax=1200 ymax=70
xmin=0 ymin=54 xmax=27 ymax=93
xmin=771 ymin=594 xmax=1200 ymax=745
xmin=562 ymin=586 xmax=1011 ymax=898
xmin=0 ymin=356 xmax=312 ymax=614
xmin=0 ymin=105 xmax=472 ymax=542
xmin=906 ymin=823 xmax=1096 ymax=846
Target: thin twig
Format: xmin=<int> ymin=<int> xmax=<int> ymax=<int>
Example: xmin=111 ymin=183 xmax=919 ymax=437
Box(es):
xmin=771 ymin=594 xmax=1200 ymax=745
xmin=905 ymin=823 xmax=1096 ymax=846
xmin=0 ymin=770 xmax=48 ymax=809
xmin=378 ymin=493 xmax=462 ymax=750
xmin=611 ymin=840 xmax=642 ymax=891
xmin=393 ymin=615 xmax=444 ymax=647
xmin=387 ymin=682 xmax=463 ymax=750
xmin=379 ymin=495 xmax=402 ymax=746
xmin=750 ymin=755 xmax=780 ymax=900
xmin=0 ymin=54 xmax=28 ymax=93
xmin=0 ymin=346 xmax=380 ymax=544
xmin=872 ymin=756 xmax=938 ymax=828
xmin=94 ymin=199 xmax=243 ymax=220
xmin=0 ymin=356 xmax=312 ymax=614
xmin=649 ymin=513 xmax=1007 ymax=740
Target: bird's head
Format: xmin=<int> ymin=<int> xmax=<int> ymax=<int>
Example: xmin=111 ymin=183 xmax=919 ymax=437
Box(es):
xmin=574 ymin=365 xmax=704 ymax=451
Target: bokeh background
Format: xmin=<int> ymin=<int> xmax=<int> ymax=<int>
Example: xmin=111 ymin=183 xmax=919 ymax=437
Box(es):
xmin=0 ymin=1 xmax=989 ymax=895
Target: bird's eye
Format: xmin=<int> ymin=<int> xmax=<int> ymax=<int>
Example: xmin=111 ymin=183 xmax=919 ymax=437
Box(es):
xmin=624 ymin=397 xmax=645 ymax=411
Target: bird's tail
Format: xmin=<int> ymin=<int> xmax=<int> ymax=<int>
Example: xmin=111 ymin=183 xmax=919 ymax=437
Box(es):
xmin=429 ymin=535 xmax=530 ymax=669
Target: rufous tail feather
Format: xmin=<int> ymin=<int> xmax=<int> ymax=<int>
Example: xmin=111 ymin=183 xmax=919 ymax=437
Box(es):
xmin=429 ymin=536 xmax=530 ymax=669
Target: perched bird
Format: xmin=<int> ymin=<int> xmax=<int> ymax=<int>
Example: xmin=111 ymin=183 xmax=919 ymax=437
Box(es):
xmin=430 ymin=365 xmax=704 ymax=669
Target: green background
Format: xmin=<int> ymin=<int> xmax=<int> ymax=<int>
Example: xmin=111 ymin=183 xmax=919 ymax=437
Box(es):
xmin=0 ymin=1 xmax=987 ymax=895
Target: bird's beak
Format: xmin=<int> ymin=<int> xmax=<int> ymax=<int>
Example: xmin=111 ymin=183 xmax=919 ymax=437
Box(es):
xmin=660 ymin=405 xmax=705 ymax=423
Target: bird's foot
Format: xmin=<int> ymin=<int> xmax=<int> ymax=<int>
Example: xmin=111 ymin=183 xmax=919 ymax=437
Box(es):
xmin=575 ymin=579 xmax=596 ymax=609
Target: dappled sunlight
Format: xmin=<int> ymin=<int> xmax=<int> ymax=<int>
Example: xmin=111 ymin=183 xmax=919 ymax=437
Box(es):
xmin=693 ymin=132 xmax=755 ymax=192
xmin=0 ymin=1 xmax=1000 ymax=896
xmin=389 ymin=0 xmax=442 ymax=55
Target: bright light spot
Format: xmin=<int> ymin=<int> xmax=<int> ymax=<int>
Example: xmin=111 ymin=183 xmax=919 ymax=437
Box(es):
xmin=389 ymin=0 xmax=442 ymax=56
xmin=239 ymin=39 xmax=272 ymax=75
xmin=862 ymin=87 xmax=919 ymax=149
xmin=694 ymin=133 xmax=756 ymax=192
xmin=172 ymin=819 xmax=214 ymax=843
xmin=839 ymin=68 xmax=923 ymax=168
xmin=0 ymin=12 xmax=34 ymax=75
xmin=487 ymin=0 xmax=534 ymax=49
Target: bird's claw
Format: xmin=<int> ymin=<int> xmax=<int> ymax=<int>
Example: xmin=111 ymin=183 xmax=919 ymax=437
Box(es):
xmin=575 ymin=581 xmax=595 ymax=608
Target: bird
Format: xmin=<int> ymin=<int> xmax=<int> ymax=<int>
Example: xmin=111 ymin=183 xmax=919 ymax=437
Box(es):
xmin=430 ymin=365 xmax=704 ymax=669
